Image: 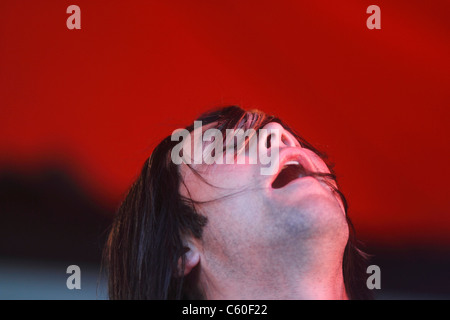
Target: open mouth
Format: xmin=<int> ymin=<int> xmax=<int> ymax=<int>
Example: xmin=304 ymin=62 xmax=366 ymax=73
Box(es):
xmin=271 ymin=160 xmax=307 ymax=189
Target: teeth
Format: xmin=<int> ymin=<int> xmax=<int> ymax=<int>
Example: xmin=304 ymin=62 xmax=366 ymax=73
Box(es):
xmin=284 ymin=160 xmax=299 ymax=166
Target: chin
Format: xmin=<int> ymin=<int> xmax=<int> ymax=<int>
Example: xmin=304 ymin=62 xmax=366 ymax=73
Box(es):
xmin=278 ymin=191 xmax=349 ymax=240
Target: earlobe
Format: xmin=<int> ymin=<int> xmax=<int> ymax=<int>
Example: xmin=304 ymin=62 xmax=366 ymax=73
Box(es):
xmin=178 ymin=244 xmax=200 ymax=276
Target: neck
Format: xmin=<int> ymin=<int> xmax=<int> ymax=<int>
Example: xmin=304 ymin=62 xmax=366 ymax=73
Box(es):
xmin=199 ymin=244 xmax=348 ymax=300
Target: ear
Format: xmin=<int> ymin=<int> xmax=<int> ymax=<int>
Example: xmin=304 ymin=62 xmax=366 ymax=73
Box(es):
xmin=177 ymin=242 xmax=200 ymax=277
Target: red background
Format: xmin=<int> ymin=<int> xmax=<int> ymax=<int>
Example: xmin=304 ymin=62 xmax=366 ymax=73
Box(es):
xmin=1 ymin=0 xmax=449 ymax=248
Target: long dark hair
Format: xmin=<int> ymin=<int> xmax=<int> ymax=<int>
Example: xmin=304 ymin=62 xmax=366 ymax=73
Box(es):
xmin=103 ymin=105 xmax=372 ymax=299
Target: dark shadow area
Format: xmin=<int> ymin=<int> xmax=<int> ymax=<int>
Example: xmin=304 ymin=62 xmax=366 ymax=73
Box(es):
xmin=0 ymin=166 xmax=113 ymax=264
xmin=369 ymin=246 xmax=450 ymax=299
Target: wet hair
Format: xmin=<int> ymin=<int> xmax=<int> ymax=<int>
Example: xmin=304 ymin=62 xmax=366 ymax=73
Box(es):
xmin=103 ymin=105 xmax=373 ymax=300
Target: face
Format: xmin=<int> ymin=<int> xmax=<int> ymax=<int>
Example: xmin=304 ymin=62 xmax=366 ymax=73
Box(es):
xmin=179 ymin=121 xmax=349 ymax=282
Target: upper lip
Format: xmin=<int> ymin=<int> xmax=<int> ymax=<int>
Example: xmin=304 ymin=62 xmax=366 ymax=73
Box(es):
xmin=268 ymin=147 xmax=313 ymax=187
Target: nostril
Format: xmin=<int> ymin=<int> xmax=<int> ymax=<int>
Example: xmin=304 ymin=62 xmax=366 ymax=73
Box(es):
xmin=281 ymin=134 xmax=289 ymax=146
xmin=266 ymin=134 xmax=274 ymax=149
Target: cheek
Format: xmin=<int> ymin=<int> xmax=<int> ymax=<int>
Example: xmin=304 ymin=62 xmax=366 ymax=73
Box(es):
xmin=302 ymin=149 xmax=340 ymax=189
xmin=211 ymin=164 xmax=260 ymax=190
xmin=181 ymin=163 xmax=263 ymax=202
xmin=301 ymin=149 xmax=346 ymax=214
xmin=302 ymin=149 xmax=331 ymax=174
xmin=200 ymin=191 xmax=267 ymax=250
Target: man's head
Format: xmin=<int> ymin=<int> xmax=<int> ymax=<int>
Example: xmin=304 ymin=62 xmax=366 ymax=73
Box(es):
xmin=104 ymin=106 xmax=371 ymax=299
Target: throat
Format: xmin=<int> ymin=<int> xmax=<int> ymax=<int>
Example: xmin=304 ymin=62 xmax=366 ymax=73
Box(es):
xmin=201 ymin=248 xmax=348 ymax=300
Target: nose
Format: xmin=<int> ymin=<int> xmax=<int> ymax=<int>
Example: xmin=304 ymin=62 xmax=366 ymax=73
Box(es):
xmin=259 ymin=122 xmax=299 ymax=151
